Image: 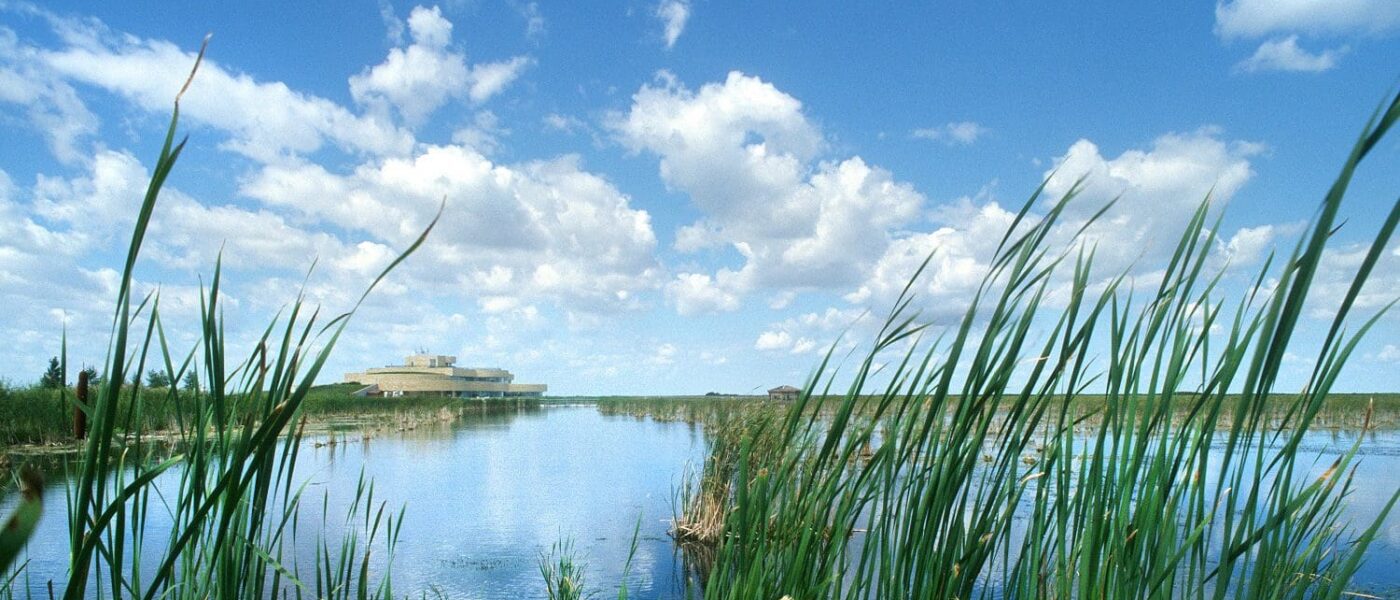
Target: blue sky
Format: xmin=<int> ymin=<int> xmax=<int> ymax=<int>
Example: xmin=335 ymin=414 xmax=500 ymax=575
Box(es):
xmin=0 ymin=1 xmax=1398 ymax=395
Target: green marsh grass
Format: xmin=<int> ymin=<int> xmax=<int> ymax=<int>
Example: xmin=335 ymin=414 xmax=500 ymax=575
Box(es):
xmin=691 ymin=92 xmax=1400 ymax=599
xmin=1 ymin=42 xmax=428 ymax=599
xmin=540 ymin=538 xmax=588 ymax=600
xmin=1 ymin=37 xmax=1397 ymax=600
xmin=0 ymin=382 xmax=533 ymax=450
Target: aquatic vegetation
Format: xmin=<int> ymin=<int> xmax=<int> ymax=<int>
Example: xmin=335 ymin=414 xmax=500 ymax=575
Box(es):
xmin=0 ymin=32 xmax=1396 ymax=600
xmin=694 ymin=93 xmax=1400 ymax=599
xmin=539 ymin=538 xmax=588 ymax=600
xmin=671 ymin=405 xmax=786 ymax=545
xmin=0 ymin=42 xmax=428 ymax=599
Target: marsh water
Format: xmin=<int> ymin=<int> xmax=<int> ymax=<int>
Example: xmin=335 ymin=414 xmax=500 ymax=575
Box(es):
xmin=4 ymin=404 xmax=1400 ymax=598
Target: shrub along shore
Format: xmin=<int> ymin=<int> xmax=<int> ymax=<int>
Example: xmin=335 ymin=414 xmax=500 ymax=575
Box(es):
xmin=0 ymin=381 xmax=536 ymax=451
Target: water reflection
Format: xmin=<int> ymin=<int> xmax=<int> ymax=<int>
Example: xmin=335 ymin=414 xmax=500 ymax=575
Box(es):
xmin=3 ymin=404 xmax=709 ymax=599
xmin=3 ymin=405 xmax=1398 ymax=598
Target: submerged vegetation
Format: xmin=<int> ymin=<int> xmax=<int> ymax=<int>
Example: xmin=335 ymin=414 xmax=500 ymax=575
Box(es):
xmin=0 ymin=38 xmax=1397 ymax=600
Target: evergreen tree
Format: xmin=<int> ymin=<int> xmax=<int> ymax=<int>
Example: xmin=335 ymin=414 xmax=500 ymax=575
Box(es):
xmin=40 ymin=356 xmax=63 ymax=389
xmin=79 ymin=366 xmax=99 ymax=385
xmin=182 ymin=370 xmax=199 ymax=392
xmin=145 ymin=369 xmax=172 ymax=389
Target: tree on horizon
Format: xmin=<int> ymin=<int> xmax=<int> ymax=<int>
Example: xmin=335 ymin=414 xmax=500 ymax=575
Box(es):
xmin=39 ymin=356 xmax=63 ymax=389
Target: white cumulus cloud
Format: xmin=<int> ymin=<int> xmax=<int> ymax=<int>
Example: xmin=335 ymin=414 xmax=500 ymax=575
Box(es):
xmin=849 ymin=128 xmax=1265 ymax=319
xmin=614 ymin=71 xmax=924 ymax=312
xmin=36 ymin=23 xmax=413 ymax=162
xmin=242 ymin=146 xmax=661 ymax=313
xmin=667 ymin=272 xmax=741 ymax=316
xmin=350 ymin=6 xmax=531 ymax=126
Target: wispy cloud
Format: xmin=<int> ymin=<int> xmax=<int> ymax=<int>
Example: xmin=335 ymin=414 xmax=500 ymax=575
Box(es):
xmin=656 ymin=0 xmax=691 ymax=49
xmin=1216 ymin=0 xmax=1400 ymax=39
xmin=911 ymin=121 xmax=987 ymax=145
xmin=1235 ymin=35 xmax=1345 ymax=73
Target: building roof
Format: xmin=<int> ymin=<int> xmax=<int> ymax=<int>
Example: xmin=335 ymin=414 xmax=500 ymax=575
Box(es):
xmin=768 ymin=385 xmax=801 ymax=393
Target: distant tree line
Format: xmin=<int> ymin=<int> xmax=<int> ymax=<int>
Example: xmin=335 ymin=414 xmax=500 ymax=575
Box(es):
xmin=34 ymin=355 xmax=197 ymax=391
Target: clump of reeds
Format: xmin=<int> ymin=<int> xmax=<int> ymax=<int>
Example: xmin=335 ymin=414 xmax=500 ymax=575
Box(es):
xmin=539 ymin=538 xmax=588 ymax=600
xmin=693 ymin=91 xmax=1400 ymax=599
xmin=671 ymin=404 xmax=786 ymax=545
xmin=0 ymin=39 xmax=428 ymax=599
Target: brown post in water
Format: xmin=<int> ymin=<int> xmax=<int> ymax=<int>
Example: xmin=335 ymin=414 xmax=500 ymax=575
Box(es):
xmin=75 ymin=370 xmax=89 ymax=440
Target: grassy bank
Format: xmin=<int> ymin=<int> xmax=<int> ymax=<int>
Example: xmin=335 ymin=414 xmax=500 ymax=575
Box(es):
xmin=0 ymin=381 xmax=528 ymax=450
xmin=595 ymin=393 xmax=1400 ymax=429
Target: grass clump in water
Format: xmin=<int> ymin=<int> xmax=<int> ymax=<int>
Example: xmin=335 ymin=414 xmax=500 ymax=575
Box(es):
xmin=540 ymin=538 xmax=589 ymax=600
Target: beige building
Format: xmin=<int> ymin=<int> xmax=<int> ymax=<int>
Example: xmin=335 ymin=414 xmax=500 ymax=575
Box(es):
xmin=345 ymin=354 xmax=546 ymax=398
xmin=768 ymin=385 xmax=801 ymax=401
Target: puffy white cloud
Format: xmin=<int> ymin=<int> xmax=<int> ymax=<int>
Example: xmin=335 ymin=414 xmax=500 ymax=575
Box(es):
xmin=14 ymin=147 xmax=373 ymax=282
xmin=242 ymin=145 xmax=660 ymax=313
xmin=845 ymin=200 xmax=1019 ymax=317
xmin=0 ymin=5 xmax=656 ymax=391
xmin=0 ymin=154 xmax=340 ymax=381
xmin=36 ymin=26 xmax=413 ymax=162
xmin=754 ymin=330 xmax=791 ymax=351
xmin=1219 ymin=224 xmax=1272 ymax=265
xmin=1042 ymin=128 xmax=1260 ymax=252
xmin=754 ymin=307 xmax=866 ymax=354
xmin=31 ymin=149 xmax=147 ymax=250
xmin=614 ymin=71 xmax=924 ymax=311
xmin=1235 ymin=35 xmax=1346 ymax=73
xmin=350 ymin=6 xmax=531 ymax=126
xmin=849 ymin=128 xmax=1265 ymax=319
xmin=667 ymin=272 xmax=741 ymax=316
xmin=1215 ymin=0 xmax=1396 ymax=75
xmin=911 ymin=121 xmax=987 ymax=145
xmin=351 ymin=6 xmax=469 ymax=125
xmin=1216 ymin=0 xmax=1400 ymax=39
xmin=656 ymin=0 xmax=691 ymax=49
xmin=1306 ymin=241 xmax=1400 ymax=320
xmin=406 ymin=4 xmax=452 ymax=47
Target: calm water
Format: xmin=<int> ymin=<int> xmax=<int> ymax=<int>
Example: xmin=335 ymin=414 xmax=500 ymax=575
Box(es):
xmin=4 ymin=404 xmax=1400 ymax=598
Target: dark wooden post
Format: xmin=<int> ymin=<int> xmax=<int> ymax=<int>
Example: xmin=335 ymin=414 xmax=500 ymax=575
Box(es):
xmin=74 ymin=370 xmax=89 ymax=440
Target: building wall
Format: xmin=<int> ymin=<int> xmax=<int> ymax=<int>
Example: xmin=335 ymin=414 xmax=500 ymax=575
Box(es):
xmin=345 ymin=367 xmax=545 ymax=398
xmin=346 ymin=354 xmax=545 ymax=398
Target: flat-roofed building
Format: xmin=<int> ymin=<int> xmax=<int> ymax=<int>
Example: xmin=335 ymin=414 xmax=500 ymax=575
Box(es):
xmin=345 ymin=354 xmax=546 ymax=398
xmin=768 ymin=385 xmax=801 ymax=401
